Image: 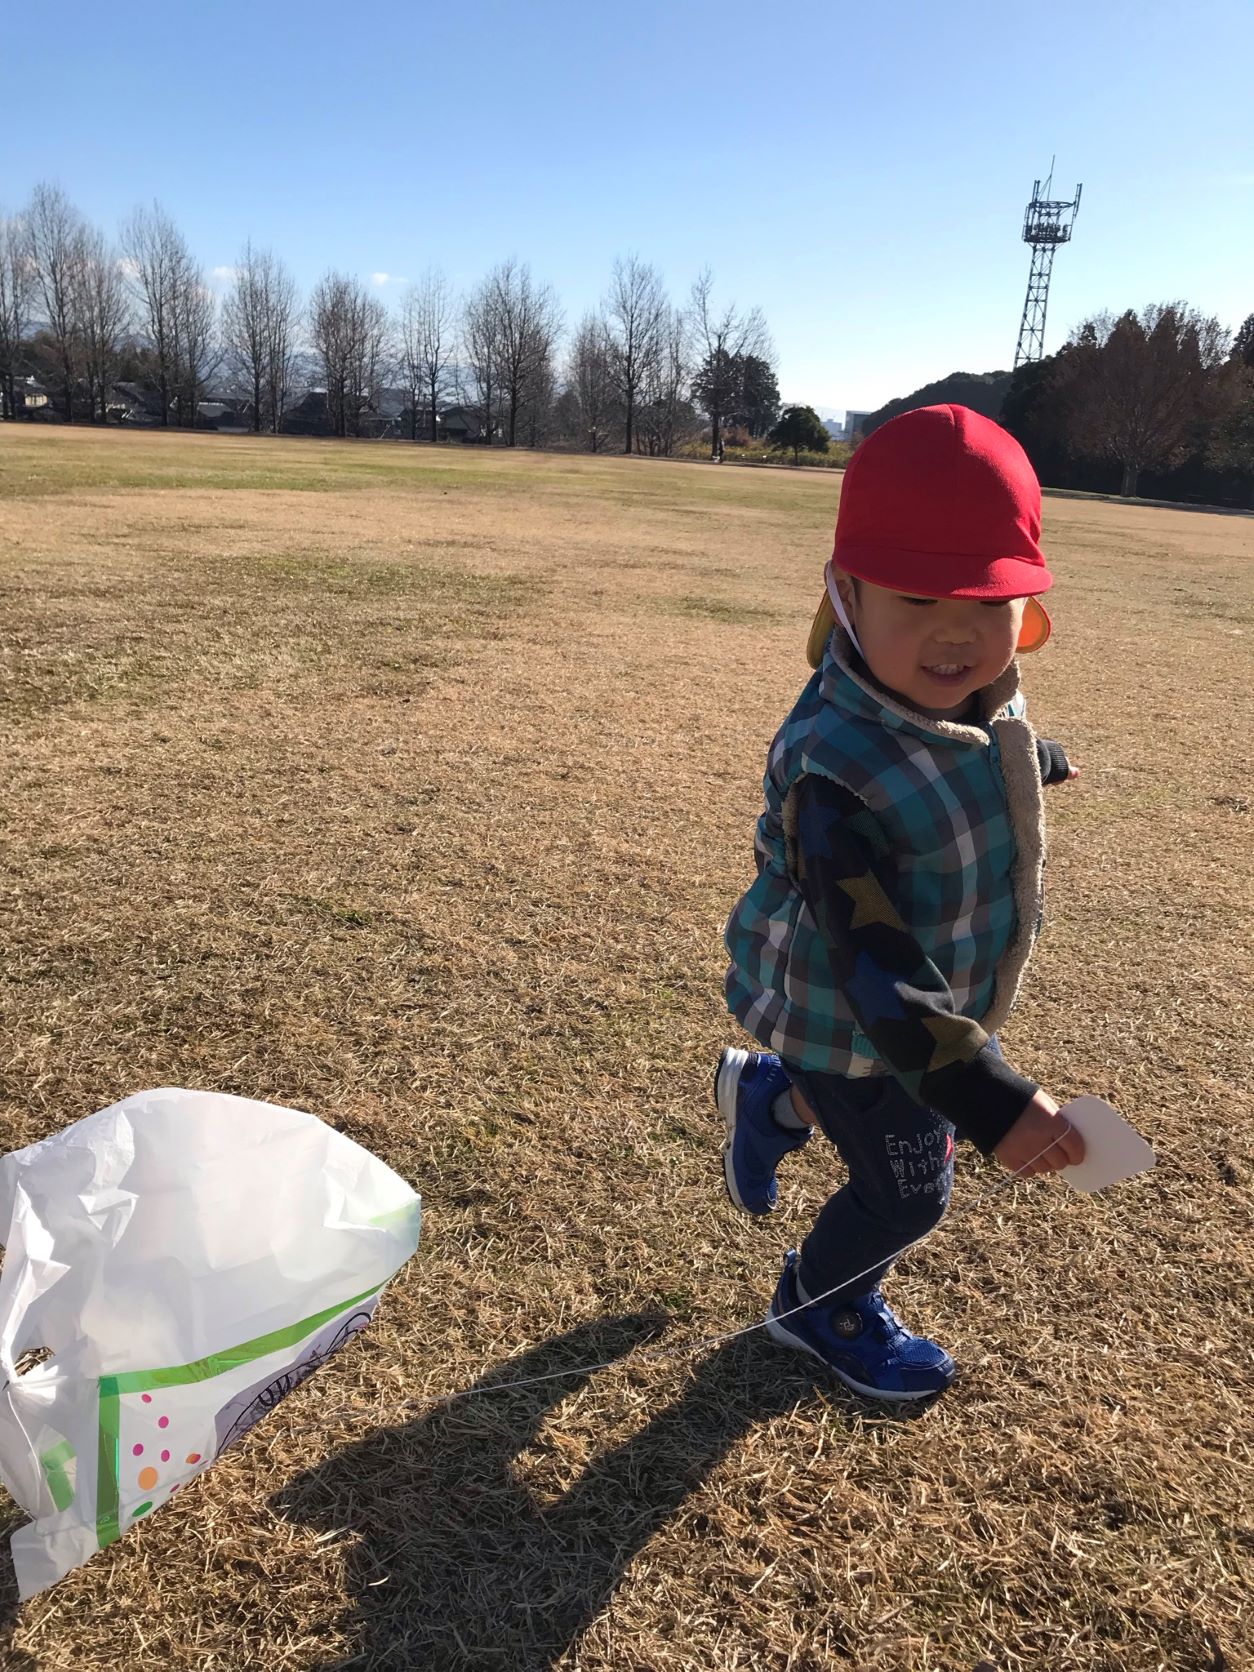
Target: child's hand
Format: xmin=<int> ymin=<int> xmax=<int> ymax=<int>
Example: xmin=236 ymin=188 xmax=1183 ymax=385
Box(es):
xmin=993 ymin=1090 xmax=1086 ymax=1178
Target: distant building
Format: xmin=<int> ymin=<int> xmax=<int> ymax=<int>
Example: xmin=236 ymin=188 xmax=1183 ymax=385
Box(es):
xmin=282 ymin=389 xmax=331 ymax=435
xmin=359 ymin=387 xmax=412 ymax=440
xmin=14 ymin=377 xmax=51 ymax=415
xmin=196 ymin=396 xmax=254 ymax=432
xmin=841 ymin=410 xmax=874 ymax=444
xmin=282 ymin=387 xmax=423 ymax=438
xmin=439 ymin=405 xmax=492 ymax=443
xmin=109 ymin=382 xmax=167 ymax=425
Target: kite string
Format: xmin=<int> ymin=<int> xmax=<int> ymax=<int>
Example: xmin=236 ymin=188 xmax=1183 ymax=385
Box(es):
xmin=389 ymin=1136 xmax=1069 ymax=1416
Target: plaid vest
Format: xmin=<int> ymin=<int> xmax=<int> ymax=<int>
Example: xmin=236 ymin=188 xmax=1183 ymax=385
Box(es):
xmin=725 ymin=633 xmax=1045 ymax=1076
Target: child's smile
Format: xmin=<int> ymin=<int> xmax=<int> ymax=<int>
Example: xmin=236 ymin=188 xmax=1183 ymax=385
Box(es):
xmin=920 ymin=661 xmax=976 ymax=688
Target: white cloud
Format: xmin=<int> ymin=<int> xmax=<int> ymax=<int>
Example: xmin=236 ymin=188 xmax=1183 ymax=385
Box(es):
xmin=118 ymin=256 xmax=140 ymax=278
xmin=371 ymin=271 xmax=405 ymax=287
xmin=211 ymin=264 xmax=241 ymax=282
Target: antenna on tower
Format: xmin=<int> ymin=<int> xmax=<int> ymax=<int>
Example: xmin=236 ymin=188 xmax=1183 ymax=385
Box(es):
xmin=1013 ymin=168 xmax=1082 ymax=369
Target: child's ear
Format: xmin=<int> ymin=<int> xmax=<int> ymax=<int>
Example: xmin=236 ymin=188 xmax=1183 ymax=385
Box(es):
xmin=833 ymin=569 xmax=858 ymax=616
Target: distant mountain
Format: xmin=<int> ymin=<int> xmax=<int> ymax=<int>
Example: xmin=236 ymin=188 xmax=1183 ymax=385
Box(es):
xmin=860 ymin=370 xmax=1013 ymax=438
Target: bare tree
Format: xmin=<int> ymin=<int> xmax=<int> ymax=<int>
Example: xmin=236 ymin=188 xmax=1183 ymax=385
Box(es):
xmin=311 ymin=272 xmax=352 ymax=435
xmin=26 ymin=183 xmax=85 ymax=420
xmin=1064 ymin=303 xmax=1231 ymax=497
xmin=399 ymin=268 xmax=456 ymax=442
xmin=172 ymin=261 xmax=219 ymax=425
xmin=310 ymin=271 xmax=390 ymax=437
xmin=397 ymin=284 xmax=423 ymax=441
xmin=689 ymin=267 xmax=772 ymax=458
xmin=74 ymin=227 xmax=131 ymax=423
xmin=262 ymin=264 xmax=299 ymax=434
xmin=224 ymin=243 xmax=299 ymax=432
xmin=348 ymin=287 xmax=391 ymax=435
xmin=566 ymin=311 xmax=618 ymax=452
xmin=224 ymin=245 xmax=266 ymax=430
xmin=463 ymin=274 xmax=503 ymax=443
xmin=604 ymin=255 xmax=665 ymax=455
xmin=123 ymin=204 xmax=186 ymax=425
xmin=489 ymin=259 xmax=562 ymax=446
xmin=0 ymin=208 xmax=35 ymax=420
xmin=311 ymin=272 xmax=346 ymax=433
xmin=520 ymin=352 xmax=556 ymax=448
xmin=121 ymin=203 xmax=218 ymax=428
xmin=637 ymin=305 xmax=693 ymax=457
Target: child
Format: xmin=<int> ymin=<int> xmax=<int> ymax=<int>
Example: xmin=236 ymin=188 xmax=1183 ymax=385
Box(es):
xmin=718 ymin=404 xmax=1084 ymax=1402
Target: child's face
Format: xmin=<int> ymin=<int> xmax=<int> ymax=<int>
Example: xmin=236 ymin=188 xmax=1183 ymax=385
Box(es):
xmin=838 ymin=572 xmax=1026 ymax=719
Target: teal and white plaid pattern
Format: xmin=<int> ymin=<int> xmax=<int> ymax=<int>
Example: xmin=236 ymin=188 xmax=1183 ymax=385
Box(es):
xmin=725 ymin=635 xmax=1041 ymax=1076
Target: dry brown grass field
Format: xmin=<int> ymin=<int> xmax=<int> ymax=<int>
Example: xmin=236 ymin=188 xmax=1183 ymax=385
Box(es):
xmin=1 ymin=425 xmax=1251 ymax=1672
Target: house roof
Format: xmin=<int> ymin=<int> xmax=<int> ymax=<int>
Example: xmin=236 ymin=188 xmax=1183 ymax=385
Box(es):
xmin=372 ymin=387 xmax=411 ymax=420
xmin=285 ymin=389 xmax=328 ymax=415
xmin=110 ymin=381 xmax=166 ymax=412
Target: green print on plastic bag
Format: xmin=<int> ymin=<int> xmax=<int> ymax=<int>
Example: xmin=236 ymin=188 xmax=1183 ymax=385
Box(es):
xmin=39 ymin=1441 xmax=75 ymax=1513
xmin=93 ymin=1284 xmax=382 ymax=1550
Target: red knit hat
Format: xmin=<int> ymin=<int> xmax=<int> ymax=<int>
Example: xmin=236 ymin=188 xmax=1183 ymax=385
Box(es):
xmin=807 ymin=404 xmax=1052 ymax=666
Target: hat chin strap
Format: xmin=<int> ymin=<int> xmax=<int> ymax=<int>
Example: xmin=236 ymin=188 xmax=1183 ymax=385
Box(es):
xmin=825 ymin=561 xmax=866 ymax=662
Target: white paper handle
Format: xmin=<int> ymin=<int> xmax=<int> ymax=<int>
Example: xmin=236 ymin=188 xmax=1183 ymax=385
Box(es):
xmin=1058 ymin=1096 xmax=1155 ymax=1194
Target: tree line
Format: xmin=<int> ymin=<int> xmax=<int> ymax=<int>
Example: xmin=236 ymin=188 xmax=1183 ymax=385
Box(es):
xmin=0 ymin=183 xmax=782 ymax=458
xmin=1000 ymin=302 xmax=1254 ymax=505
xmin=858 ymin=306 xmax=1254 ymax=508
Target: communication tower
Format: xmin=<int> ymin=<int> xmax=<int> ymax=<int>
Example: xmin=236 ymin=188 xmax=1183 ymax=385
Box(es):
xmin=1013 ymin=165 xmax=1082 ymax=369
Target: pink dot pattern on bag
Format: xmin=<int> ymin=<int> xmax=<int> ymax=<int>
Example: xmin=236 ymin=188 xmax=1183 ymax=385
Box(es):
xmin=133 ymin=1410 xmax=176 ymax=1495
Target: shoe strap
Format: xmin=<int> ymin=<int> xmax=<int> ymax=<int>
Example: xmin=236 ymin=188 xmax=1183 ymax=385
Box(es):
xmin=858 ymin=1292 xmax=910 ymax=1348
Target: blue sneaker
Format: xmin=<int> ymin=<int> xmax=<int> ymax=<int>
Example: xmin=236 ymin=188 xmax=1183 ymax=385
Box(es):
xmin=715 ymin=1047 xmax=810 ymax=1215
xmin=765 ymin=1250 xmax=956 ymax=1401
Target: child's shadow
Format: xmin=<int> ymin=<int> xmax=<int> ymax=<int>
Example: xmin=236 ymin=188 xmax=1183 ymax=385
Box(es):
xmin=276 ymin=1313 xmax=883 ymax=1670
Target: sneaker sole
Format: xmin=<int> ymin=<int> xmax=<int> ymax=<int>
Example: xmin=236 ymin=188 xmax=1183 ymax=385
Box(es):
xmin=715 ymin=1048 xmax=771 ymax=1215
xmin=764 ymin=1309 xmax=946 ymax=1403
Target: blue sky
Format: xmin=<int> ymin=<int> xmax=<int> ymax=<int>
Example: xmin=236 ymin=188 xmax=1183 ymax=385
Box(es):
xmin=6 ymin=0 xmax=1252 ymax=414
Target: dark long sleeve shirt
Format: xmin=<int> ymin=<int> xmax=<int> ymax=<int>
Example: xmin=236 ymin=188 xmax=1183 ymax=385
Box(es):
xmin=792 ymin=738 xmax=1072 ymax=1154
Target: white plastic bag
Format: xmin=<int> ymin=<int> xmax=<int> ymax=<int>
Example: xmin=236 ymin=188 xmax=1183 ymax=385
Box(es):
xmin=0 ymin=1087 xmax=421 ymax=1599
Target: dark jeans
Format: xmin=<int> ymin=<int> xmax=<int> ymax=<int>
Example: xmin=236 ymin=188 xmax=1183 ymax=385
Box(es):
xmin=783 ymin=1049 xmax=1000 ymax=1305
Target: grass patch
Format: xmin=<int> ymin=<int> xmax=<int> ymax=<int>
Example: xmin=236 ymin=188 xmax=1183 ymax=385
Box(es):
xmin=653 ymin=593 xmax=785 ymax=624
xmin=1 ymin=424 xmax=1251 ymax=1672
xmin=0 ymin=429 xmax=525 ymax=501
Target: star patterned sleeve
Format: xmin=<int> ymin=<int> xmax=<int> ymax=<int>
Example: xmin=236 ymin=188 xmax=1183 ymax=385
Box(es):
xmin=792 ymin=774 xmax=1040 ymax=1154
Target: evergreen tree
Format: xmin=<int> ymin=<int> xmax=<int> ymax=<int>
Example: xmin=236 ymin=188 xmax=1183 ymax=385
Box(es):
xmin=734 ymin=354 xmax=780 ymax=437
xmin=1232 ymin=313 xmax=1254 ymax=368
xmin=768 ymin=404 xmax=829 ymax=463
